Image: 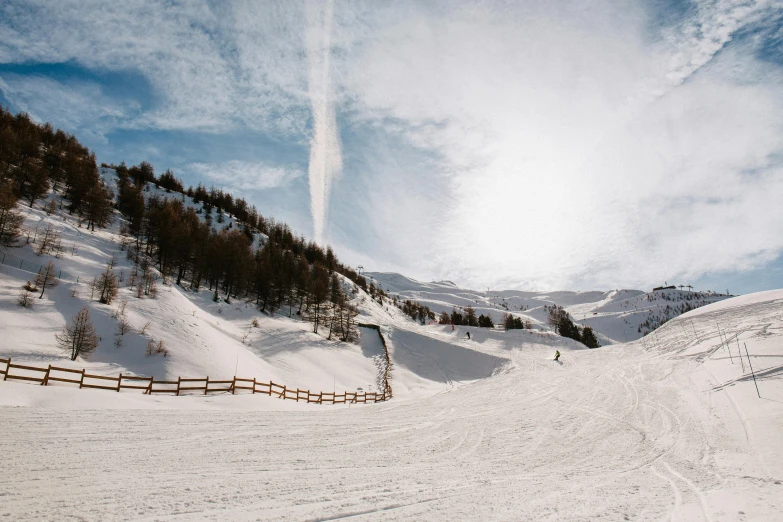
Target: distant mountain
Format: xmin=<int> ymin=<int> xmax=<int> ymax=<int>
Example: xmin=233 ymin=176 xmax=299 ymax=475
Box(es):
xmin=365 ymin=272 xmax=731 ymax=344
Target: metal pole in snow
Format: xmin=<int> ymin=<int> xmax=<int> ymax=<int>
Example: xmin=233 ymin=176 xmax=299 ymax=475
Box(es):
xmin=719 ymin=327 xmax=733 ymax=364
xmin=744 ymin=343 xmax=760 ymax=398
xmin=717 ymin=325 xmax=726 ymax=352
xmin=732 ymin=331 xmax=745 ymax=372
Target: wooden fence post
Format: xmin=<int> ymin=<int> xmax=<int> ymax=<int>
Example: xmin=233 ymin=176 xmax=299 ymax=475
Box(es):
xmin=42 ymin=364 xmax=51 ymax=386
xmin=252 ymin=377 xmax=256 ymax=394
xmin=3 ymin=358 xmax=10 ymax=381
xmin=176 ymin=376 xmax=181 ymax=396
xmin=205 ymin=376 xmax=209 ymax=395
xmin=231 ymin=377 xmax=236 ymax=395
xmin=117 ymin=374 xmax=122 ymax=392
xmin=79 ymin=369 xmax=85 ymax=389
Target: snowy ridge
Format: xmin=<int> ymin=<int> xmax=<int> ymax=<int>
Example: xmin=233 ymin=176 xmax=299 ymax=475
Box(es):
xmin=366 ymin=272 xmax=731 ymax=344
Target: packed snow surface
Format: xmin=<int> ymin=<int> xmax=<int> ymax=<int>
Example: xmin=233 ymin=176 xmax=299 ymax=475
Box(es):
xmin=1 ymin=289 xmax=782 ymax=520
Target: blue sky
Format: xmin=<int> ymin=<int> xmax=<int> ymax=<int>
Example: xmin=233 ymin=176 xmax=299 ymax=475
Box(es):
xmin=1 ymin=0 xmax=782 ymax=294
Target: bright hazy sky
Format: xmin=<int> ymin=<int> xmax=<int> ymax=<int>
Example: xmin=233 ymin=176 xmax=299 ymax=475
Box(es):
xmin=1 ymin=0 xmax=782 ymax=293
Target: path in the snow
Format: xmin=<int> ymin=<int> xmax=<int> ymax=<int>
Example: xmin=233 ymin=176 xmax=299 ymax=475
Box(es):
xmin=1 ymin=299 xmax=781 ymax=520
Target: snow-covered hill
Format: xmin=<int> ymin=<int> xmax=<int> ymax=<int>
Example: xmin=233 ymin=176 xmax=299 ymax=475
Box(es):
xmin=0 ymin=181 xmax=517 ymax=403
xmin=0 ymin=193 xmax=376 ymax=396
xmin=1 ymin=276 xmax=781 ymax=519
xmin=366 ymin=271 xmax=731 ymax=344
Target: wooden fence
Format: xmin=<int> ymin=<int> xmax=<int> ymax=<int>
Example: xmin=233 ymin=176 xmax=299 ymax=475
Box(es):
xmin=0 ymin=357 xmax=389 ymax=404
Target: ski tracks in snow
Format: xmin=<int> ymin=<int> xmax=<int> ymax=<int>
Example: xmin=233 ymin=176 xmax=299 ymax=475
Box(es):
xmin=3 ymin=299 xmax=783 ymax=519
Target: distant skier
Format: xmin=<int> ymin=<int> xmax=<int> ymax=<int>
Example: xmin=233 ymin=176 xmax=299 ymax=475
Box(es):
xmin=466 ymin=331 xmax=471 ymax=340
xmin=554 ymin=350 xmax=560 ymax=362
xmin=451 ymin=324 xmax=455 ymax=332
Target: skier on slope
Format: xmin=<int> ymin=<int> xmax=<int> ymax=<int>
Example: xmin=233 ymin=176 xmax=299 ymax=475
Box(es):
xmin=554 ymin=350 xmax=560 ymax=362
xmin=466 ymin=331 xmax=471 ymax=340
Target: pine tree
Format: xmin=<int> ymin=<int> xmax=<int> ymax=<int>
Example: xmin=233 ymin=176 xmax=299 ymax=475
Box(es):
xmin=464 ymin=306 xmax=478 ymax=327
xmin=83 ymin=182 xmax=114 ymax=231
xmin=503 ymin=313 xmax=525 ymax=330
xmin=581 ymin=327 xmax=600 ymax=348
xmin=547 ymin=305 xmax=564 ymax=332
xmin=556 ymin=312 xmax=580 ymax=341
xmin=56 ymin=307 xmax=99 ymax=360
xmin=96 ymin=266 xmax=119 ymax=305
xmin=295 ymin=257 xmax=311 ymax=314
xmin=0 ymin=181 xmax=24 ymax=246
xmin=309 ymin=265 xmax=330 ymax=333
xmin=478 ymin=314 xmax=494 ymax=328
xmin=22 ymin=157 xmax=49 ymax=207
xmin=35 ymin=260 xmax=59 ymax=298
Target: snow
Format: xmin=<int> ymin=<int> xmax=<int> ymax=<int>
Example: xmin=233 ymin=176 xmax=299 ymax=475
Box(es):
xmin=1 ymin=187 xmax=782 ymax=520
xmin=0 ymin=187 xmax=386 ymax=397
xmin=1 ymin=289 xmax=782 ymax=519
xmin=366 ymin=272 xmax=732 ymax=344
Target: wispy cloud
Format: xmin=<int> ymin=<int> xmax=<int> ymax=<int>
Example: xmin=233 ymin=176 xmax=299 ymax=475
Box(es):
xmin=1 ymin=0 xmax=781 ymax=292
xmin=332 ymin=0 xmax=783 ymax=290
xmin=0 ymin=73 xmax=134 ymax=143
xmin=188 ymin=161 xmax=303 ymax=192
xmin=0 ymin=1 xmax=310 ymax=135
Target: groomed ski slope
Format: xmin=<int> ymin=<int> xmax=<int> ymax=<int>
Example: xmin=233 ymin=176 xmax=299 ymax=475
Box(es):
xmin=1 ymin=290 xmax=781 ymax=520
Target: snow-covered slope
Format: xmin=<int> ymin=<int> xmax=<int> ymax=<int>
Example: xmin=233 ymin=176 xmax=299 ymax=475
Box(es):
xmin=0 ymin=188 xmax=380 ymax=397
xmin=366 ymin=271 xmax=731 ymax=344
xmin=1 ymin=283 xmax=781 ymax=519
xmin=0 ymin=185 xmax=512 ymax=403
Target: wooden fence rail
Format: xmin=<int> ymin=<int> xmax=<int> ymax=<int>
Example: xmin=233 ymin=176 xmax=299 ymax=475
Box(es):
xmin=0 ymin=357 xmax=390 ymax=405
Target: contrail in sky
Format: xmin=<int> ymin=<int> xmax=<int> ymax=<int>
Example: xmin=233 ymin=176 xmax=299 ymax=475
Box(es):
xmin=306 ymin=0 xmax=342 ymax=245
